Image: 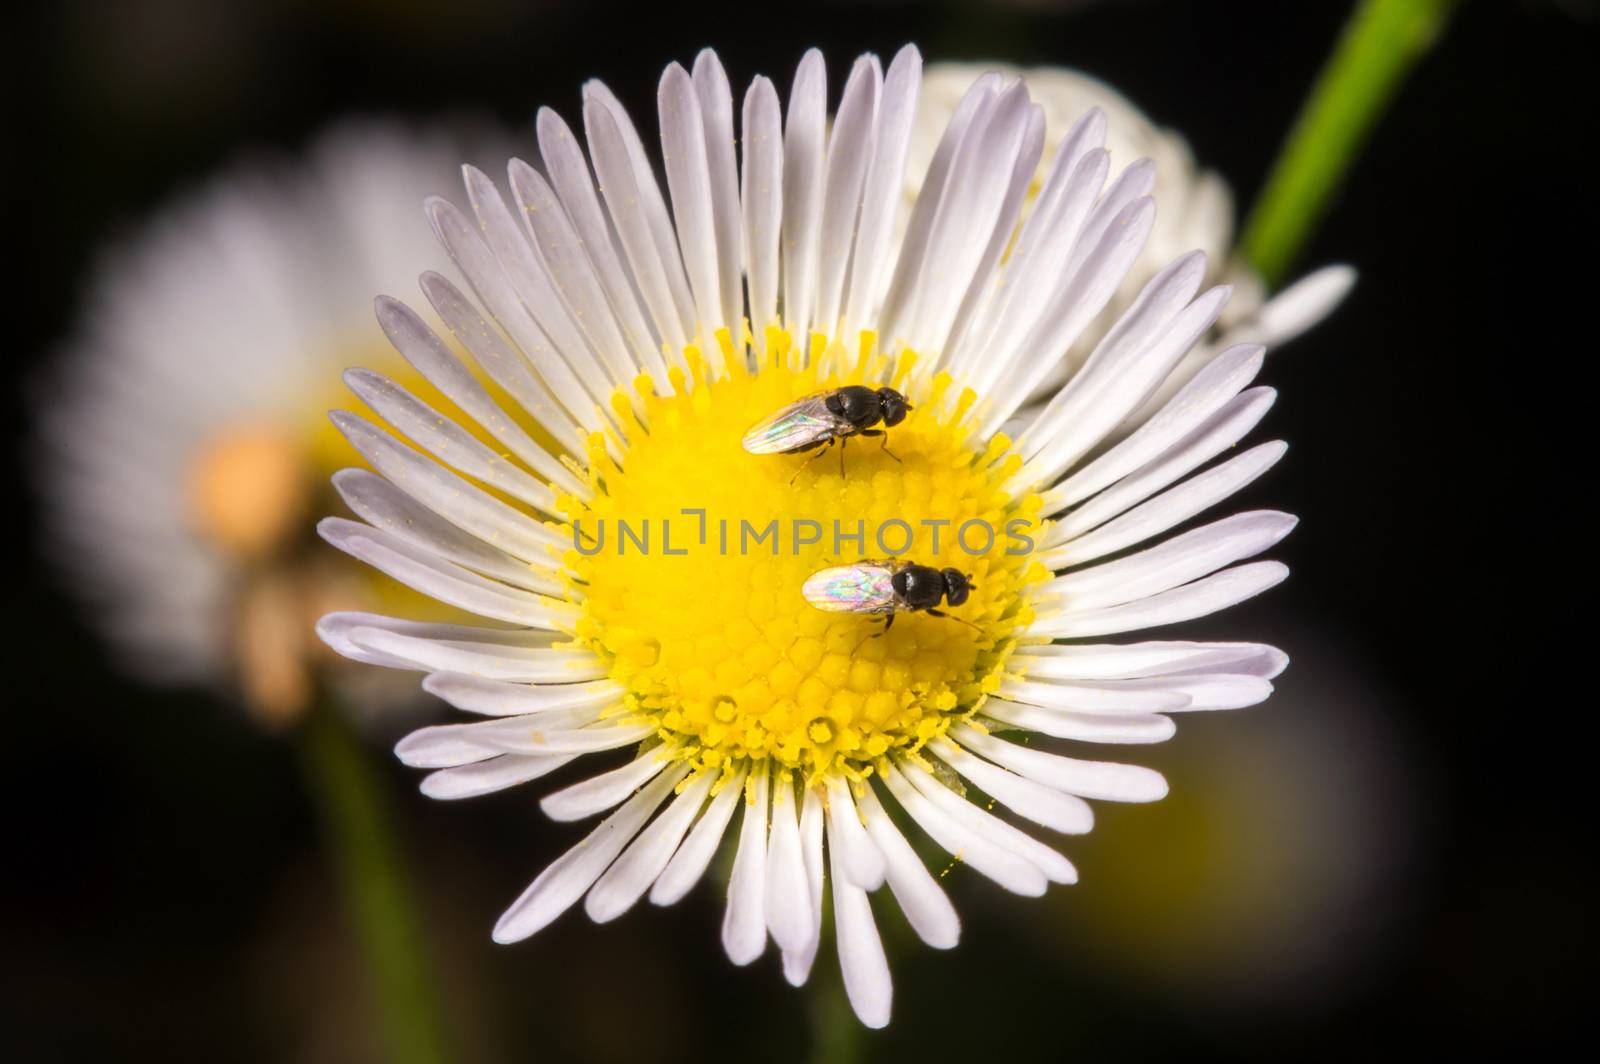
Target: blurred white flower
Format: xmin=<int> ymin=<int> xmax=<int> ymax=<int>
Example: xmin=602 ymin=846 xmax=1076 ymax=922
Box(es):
xmin=36 ymin=120 xmax=509 ymax=727
xmin=912 ymin=62 xmax=1355 ymax=411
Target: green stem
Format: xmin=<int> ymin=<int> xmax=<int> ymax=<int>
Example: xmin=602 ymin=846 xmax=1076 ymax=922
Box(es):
xmin=1240 ymin=0 xmax=1458 ymax=286
xmin=299 ymin=698 xmax=452 ymax=1064
xmin=808 ymin=961 xmax=865 ymax=1064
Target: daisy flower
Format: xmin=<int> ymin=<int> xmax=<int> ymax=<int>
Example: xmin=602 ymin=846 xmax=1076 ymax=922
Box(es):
xmin=317 ymin=46 xmax=1310 ymax=1027
xmin=912 ymin=62 xmax=1356 ymax=405
xmin=37 ymin=120 xmax=508 ymax=727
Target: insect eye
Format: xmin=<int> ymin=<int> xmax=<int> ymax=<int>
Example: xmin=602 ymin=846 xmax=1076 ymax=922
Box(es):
xmin=942 ymin=568 xmax=970 ymax=606
xmin=878 ymin=389 xmax=908 ymax=427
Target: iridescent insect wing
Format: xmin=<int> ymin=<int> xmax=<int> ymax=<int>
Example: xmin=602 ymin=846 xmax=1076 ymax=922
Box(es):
xmin=802 ymin=563 xmax=899 ymax=613
xmin=741 ymin=394 xmax=844 ymax=454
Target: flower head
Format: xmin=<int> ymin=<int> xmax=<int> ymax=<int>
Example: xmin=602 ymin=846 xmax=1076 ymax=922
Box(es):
xmin=38 ymin=121 xmax=509 ymax=726
xmin=318 ymin=46 xmax=1309 ymax=1027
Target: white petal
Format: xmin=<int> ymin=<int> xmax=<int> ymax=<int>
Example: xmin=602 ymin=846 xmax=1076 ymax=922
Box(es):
xmin=1045 ymin=443 xmax=1287 ymax=568
xmin=373 ymin=294 xmax=584 ymax=495
xmin=1010 ymin=640 xmax=1288 ymax=682
xmin=425 ymin=196 xmax=609 ymax=427
xmin=901 ymin=760 xmax=1076 ymax=885
xmin=492 ymin=766 xmax=682 ymax=943
xmin=418 ymin=271 xmax=588 ymax=459
xmin=503 ymin=160 xmax=644 ymax=390
xmin=1005 ymin=106 xmax=1106 ymax=272
xmin=581 ymin=79 xmax=697 ymax=330
xmin=841 ymin=44 xmax=922 ymax=336
xmin=1235 ymin=264 xmax=1356 ymax=347
xmin=951 ymin=144 xmax=1106 ymax=384
xmin=585 ymin=765 xmax=709 ymax=922
xmin=764 ymin=775 xmax=815 ymax=955
xmin=825 ymin=774 xmax=887 ymax=890
xmin=1138 ymin=673 xmax=1276 ymax=711
xmin=782 ymin=785 xmax=827 ymax=986
xmin=469 ymin=720 xmax=655 ymax=757
xmin=740 ymin=76 xmax=784 ymax=339
xmin=930 ymin=737 xmax=1095 ymax=834
xmin=781 ymin=49 xmax=827 ymax=339
xmin=940 ymin=102 xmax=1044 ymax=367
xmin=338 ymin=625 xmax=603 ymax=683
xmin=722 ymin=763 xmax=771 ymax=965
xmin=1044 ymin=384 xmax=1277 ymax=534
xmin=1065 ymin=157 xmax=1157 ymax=283
xmin=581 ymin=86 xmax=694 ymax=351
xmin=650 ymin=766 xmax=747 ymax=906
xmin=1049 ymin=343 xmax=1265 ymax=512
xmin=659 ymin=63 xmax=727 ymax=345
xmin=1047 ymin=510 xmax=1297 ymax=609
xmin=332 ymin=469 xmax=560 ymax=595
xmin=1009 ymin=666 xmax=1282 ymax=711
xmin=316 ymin=610 xmax=553 ymax=671
xmin=878 ymin=73 xmax=1000 ymax=345
xmin=420 ymin=673 xmax=623 ymax=717
xmin=1017 ymin=267 xmax=1227 ymax=479
xmin=857 ymin=783 xmax=960 ymax=948
xmin=329 ymin=411 xmax=559 ymax=563
xmin=420 ymin=753 xmax=577 ymax=800
xmin=534 ymin=107 xmax=665 ymax=384
xmin=396 ymin=719 xmax=644 ymax=766
xmin=459 ymin=163 xmax=625 ymax=396
xmin=979 ymin=699 xmax=1177 ymax=744
xmin=879 ymin=761 xmax=1046 ymax=896
xmin=906 ymin=79 xmax=1035 ymax=356
xmin=1014 ymin=245 xmax=1210 ymax=447
xmin=392 ymin=723 xmax=502 ymax=770
xmin=318 ymin=517 xmax=574 ymax=630
xmin=830 ymin=835 xmax=893 ymax=1029
xmin=951 ymin=723 xmax=1168 ymax=803
xmin=979 ymin=197 xmax=1157 ymax=435
xmin=1031 ymin=561 xmax=1290 ymax=640
xmin=998 ymin=677 xmax=1191 ymax=714
xmin=541 ymin=746 xmax=676 ymax=821
xmin=811 ymin=54 xmax=880 ymax=335
xmin=691 ymin=50 xmax=744 ymax=334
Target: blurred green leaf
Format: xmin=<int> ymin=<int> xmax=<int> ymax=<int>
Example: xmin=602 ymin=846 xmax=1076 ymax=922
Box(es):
xmin=301 ymin=701 xmax=453 ymax=1064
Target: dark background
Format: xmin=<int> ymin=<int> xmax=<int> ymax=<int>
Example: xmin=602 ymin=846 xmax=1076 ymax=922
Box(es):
xmin=4 ymin=1 xmax=1587 ymax=1061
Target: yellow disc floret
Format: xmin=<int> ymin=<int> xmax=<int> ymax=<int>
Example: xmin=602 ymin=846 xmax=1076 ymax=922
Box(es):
xmin=565 ymin=329 xmax=1047 ymax=782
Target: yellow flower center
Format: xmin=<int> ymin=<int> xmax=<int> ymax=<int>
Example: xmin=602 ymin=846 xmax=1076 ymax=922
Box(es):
xmin=189 ymin=424 xmax=313 ymax=561
xmin=566 ymin=330 xmax=1049 ymax=781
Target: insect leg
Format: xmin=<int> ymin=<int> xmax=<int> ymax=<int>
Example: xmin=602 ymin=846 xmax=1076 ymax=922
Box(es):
xmin=859 ymin=429 xmax=902 ymax=463
xmin=869 ymin=612 xmax=896 ymax=638
xmin=927 ymin=608 xmax=985 ymax=634
xmin=790 ymin=438 xmax=836 ymax=485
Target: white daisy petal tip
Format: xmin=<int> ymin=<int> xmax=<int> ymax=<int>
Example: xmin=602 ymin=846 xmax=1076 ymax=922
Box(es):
xmin=393 ymin=723 xmax=496 ymax=770
xmin=1253 ymin=263 xmax=1359 ymax=346
xmin=312 ymin=610 xmax=365 ymax=655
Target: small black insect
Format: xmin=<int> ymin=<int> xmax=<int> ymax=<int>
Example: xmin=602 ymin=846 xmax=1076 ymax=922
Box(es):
xmin=803 ymin=559 xmax=978 ymax=635
xmin=742 ymin=385 xmax=912 ymax=480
